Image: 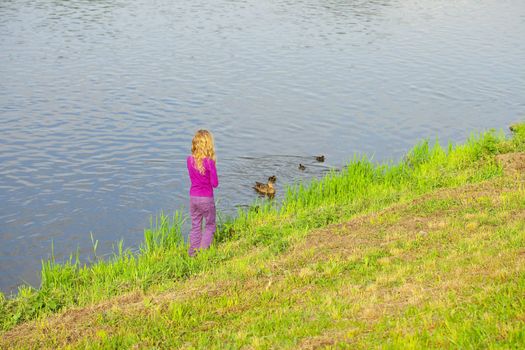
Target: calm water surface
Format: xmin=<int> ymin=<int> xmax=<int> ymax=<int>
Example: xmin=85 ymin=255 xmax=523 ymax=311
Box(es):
xmin=1 ymin=0 xmax=524 ymax=294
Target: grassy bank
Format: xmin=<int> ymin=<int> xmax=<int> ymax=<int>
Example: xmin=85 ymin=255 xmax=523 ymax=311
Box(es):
xmin=1 ymin=124 xmax=525 ymax=348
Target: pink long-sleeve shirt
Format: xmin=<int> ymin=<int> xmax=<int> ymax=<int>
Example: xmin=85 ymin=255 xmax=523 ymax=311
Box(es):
xmin=187 ymin=156 xmax=219 ymax=197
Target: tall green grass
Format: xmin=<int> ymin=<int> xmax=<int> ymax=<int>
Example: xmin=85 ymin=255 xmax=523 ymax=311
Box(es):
xmin=0 ymin=126 xmax=523 ymax=332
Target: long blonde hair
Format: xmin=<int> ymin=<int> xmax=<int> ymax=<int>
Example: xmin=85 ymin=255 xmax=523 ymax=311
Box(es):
xmin=191 ymin=129 xmax=216 ymax=174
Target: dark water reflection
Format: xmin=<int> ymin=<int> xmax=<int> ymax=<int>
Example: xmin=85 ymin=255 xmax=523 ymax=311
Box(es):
xmin=1 ymin=0 xmax=524 ymax=293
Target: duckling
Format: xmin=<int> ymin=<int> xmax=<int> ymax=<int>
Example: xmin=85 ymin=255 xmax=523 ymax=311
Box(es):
xmin=315 ymin=155 xmax=325 ymax=162
xmin=298 ymin=163 xmax=306 ymax=171
xmin=253 ymin=176 xmax=276 ymax=197
xmin=268 ymin=175 xmax=277 ymax=183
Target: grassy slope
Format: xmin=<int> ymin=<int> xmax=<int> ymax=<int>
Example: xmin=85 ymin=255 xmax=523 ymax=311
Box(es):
xmin=2 ymin=125 xmax=525 ymax=348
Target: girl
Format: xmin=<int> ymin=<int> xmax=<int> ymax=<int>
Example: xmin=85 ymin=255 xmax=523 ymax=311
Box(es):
xmin=187 ymin=130 xmax=219 ymax=256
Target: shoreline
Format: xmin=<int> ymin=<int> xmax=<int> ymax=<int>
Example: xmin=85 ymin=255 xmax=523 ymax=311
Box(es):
xmin=2 ymin=123 xmax=525 ymax=348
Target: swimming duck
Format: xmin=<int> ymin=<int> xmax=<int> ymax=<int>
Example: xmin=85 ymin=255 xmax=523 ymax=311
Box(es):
xmin=254 ymin=176 xmax=276 ymax=197
xmin=315 ymin=155 xmax=325 ymax=162
xmin=298 ymin=163 xmax=306 ymax=171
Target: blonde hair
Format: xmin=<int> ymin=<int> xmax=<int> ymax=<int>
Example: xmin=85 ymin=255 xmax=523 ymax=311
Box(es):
xmin=191 ymin=129 xmax=216 ymax=174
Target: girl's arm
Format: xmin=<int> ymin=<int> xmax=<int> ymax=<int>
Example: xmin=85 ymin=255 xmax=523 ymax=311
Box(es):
xmin=208 ymin=159 xmax=219 ymax=188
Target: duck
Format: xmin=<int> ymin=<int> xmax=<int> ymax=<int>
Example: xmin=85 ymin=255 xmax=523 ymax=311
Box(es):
xmin=298 ymin=163 xmax=306 ymax=171
xmin=253 ymin=176 xmax=276 ymax=197
xmin=510 ymin=123 xmax=520 ymax=133
xmin=315 ymin=155 xmax=325 ymax=162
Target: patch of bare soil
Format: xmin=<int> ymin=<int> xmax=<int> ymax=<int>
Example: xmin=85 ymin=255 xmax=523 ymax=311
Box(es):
xmin=1 ymin=291 xmax=144 ymax=348
xmin=496 ymin=152 xmax=525 ymax=175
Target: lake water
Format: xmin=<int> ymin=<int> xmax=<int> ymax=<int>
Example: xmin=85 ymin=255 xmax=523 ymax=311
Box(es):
xmin=1 ymin=0 xmax=524 ymax=294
